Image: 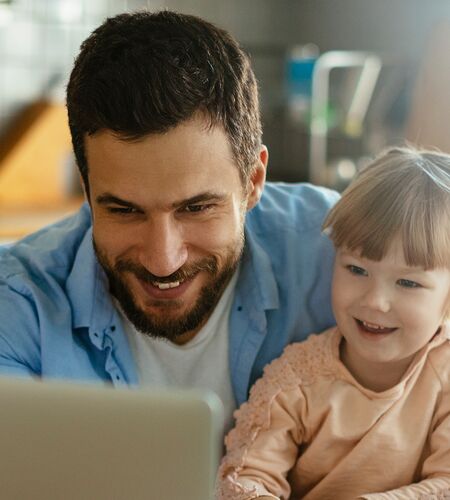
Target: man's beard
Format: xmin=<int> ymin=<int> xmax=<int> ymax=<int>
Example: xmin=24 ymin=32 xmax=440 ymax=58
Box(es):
xmin=94 ymin=238 xmax=243 ymax=343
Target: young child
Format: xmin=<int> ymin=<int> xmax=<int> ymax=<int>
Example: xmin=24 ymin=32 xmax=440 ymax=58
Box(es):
xmin=216 ymin=147 xmax=450 ymax=499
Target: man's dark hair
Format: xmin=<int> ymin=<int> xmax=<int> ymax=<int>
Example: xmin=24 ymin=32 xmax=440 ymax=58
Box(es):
xmin=66 ymin=10 xmax=262 ymax=194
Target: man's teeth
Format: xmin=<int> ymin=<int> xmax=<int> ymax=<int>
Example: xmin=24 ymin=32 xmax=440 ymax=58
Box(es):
xmin=153 ymin=281 xmax=181 ymax=290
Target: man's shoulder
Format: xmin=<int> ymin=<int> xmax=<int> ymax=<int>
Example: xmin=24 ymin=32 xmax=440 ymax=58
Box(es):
xmin=0 ymin=204 xmax=92 ymax=284
xmin=249 ymin=182 xmax=340 ymax=234
xmin=240 ymin=181 xmax=338 ymax=306
xmin=244 ymin=181 xmax=339 ymax=260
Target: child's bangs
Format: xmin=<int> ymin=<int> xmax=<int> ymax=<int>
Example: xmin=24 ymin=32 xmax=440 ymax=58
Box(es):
xmin=324 ymin=182 xmax=404 ymax=262
xmin=324 ymin=150 xmax=450 ymax=270
xmin=400 ymin=189 xmax=450 ymax=269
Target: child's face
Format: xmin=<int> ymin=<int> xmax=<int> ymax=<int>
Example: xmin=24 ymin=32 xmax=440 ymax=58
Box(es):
xmin=332 ymin=237 xmax=450 ymax=371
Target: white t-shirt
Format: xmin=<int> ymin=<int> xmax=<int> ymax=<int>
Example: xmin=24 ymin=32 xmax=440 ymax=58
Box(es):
xmin=119 ymin=270 xmax=239 ymax=434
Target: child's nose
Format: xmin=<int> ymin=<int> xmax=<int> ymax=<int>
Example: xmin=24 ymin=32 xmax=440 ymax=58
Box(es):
xmin=359 ymin=284 xmax=391 ymax=313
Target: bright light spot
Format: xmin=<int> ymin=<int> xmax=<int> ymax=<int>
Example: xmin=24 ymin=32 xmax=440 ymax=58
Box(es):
xmin=337 ymin=159 xmax=356 ymax=180
xmin=57 ymin=1 xmax=82 ymax=23
xmin=0 ymin=4 xmax=13 ymax=26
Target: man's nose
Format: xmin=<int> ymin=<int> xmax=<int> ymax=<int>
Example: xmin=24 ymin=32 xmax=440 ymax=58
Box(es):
xmin=359 ymin=282 xmax=391 ymax=313
xmin=138 ymin=216 xmax=188 ymax=278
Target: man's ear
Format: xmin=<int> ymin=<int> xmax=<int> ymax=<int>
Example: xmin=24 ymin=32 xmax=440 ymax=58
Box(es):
xmin=78 ymin=171 xmax=93 ymax=210
xmin=246 ymin=145 xmax=268 ymax=211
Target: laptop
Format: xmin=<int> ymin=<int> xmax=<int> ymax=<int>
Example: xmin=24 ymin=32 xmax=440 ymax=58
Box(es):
xmin=0 ymin=377 xmax=223 ymax=500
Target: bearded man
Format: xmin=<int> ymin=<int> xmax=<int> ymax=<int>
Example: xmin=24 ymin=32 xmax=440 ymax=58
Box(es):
xmin=0 ymin=10 xmax=338 ymax=432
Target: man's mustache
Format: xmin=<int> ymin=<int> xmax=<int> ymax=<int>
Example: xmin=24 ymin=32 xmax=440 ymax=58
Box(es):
xmin=115 ymin=258 xmax=218 ymax=284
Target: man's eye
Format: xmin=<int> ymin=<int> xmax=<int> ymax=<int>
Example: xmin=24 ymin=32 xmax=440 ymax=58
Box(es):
xmin=346 ymin=265 xmax=367 ymax=276
xmin=397 ymin=279 xmax=422 ymax=289
xmin=107 ymin=206 xmax=137 ymax=215
xmin=184 ymin=204 xmax=211 ymax=213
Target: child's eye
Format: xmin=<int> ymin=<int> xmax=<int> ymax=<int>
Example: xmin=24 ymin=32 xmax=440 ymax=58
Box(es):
xmin=346 ymin=265 xmax=368 ymax=276
xmin=397 ymin=279 xmax=422 ymax=289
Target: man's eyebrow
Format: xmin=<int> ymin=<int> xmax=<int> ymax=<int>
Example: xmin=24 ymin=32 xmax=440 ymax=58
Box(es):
xmin=171 ymin=192 xmax=227 ymax=209
xmin=95 ymin=192 xmax=227 ymax=209
xmin=95 ymin=193 xmax=138 ymax=208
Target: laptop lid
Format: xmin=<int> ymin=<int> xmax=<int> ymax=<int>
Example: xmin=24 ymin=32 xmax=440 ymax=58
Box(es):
xmin=0 ymin=377 xmax=223 ymax=500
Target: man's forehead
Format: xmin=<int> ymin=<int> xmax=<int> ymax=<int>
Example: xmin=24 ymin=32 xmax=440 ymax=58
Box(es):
xmin=86 ymin=123 xmax=243 ymax=188
xmin=86 ymin=128 xmax=237 ymax=176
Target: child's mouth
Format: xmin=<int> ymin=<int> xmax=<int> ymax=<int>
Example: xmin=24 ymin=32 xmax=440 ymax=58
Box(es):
xmin=356 ymin=319 xmax=397 ymax=335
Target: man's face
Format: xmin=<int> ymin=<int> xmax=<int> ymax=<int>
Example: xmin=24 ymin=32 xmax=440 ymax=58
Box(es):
xmin=85 ymin=116 xmax=266 ymax=344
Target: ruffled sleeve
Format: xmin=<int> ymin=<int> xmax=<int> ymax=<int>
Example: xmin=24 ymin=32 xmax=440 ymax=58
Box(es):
xmin=216 ymin=343 xmax=315 ymax=500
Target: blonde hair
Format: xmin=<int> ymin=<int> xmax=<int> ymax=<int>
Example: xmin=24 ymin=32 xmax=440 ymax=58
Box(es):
xmin=323 ymin=146 xmax=450 ymax=269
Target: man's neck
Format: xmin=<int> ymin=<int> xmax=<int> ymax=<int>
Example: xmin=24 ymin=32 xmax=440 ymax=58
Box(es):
xmin=171 ymin=324 xmax=205 ymax=346
xmin=167 ymin=264 xmax=241 ymax=346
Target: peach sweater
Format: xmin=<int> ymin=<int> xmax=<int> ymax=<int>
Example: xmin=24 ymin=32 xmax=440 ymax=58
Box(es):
xmin=216 ymin=327 xmax=450 ymax=499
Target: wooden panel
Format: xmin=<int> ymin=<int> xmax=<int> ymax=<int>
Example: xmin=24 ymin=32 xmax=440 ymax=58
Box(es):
xmin=0 ymin=101 xmax=74 ymax=208
xmin=0 ymin=100 xmax=83 ymax=239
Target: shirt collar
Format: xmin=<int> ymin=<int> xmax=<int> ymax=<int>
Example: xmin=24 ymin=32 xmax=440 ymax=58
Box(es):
xmin=66 ymin=225 xmax=116 ymax=333
xmin=240 ymin=226 xmax=280 ymax=311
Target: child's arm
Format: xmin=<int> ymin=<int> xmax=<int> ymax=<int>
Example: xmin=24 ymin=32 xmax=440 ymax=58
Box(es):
xmin=359 ymin=389 xmax=450 ymax=499
xmin=216 ymin=349 xmax=307 ymax=500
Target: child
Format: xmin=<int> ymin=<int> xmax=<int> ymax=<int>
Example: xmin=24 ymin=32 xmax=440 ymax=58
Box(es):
xmin=216 ymin=147 xmax=450 ymax=499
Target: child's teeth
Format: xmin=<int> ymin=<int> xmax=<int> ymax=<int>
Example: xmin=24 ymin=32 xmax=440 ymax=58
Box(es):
xmin=364 ymin=321 xmax=383 ymax=329
xmin=359 ymin=319 xmax=396 ymax=334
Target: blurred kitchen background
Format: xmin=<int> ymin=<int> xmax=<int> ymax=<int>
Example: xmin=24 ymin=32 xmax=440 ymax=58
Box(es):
xmin=1 ymin=0 xmax=450 ymax=240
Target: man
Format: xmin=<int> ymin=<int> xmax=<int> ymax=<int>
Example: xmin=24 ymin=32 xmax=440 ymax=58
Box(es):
xmin=0 ymin=11 xmax=338 ymax=430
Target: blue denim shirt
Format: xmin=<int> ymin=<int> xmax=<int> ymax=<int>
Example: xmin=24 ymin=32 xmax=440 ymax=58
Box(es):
xmin=0 ymin=183 xmax=339 ymax=405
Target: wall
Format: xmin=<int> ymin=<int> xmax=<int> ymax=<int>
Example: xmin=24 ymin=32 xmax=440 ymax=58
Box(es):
xmin=0 ymin=0 xmax=294 ymax=136
xmin=1 ymin=0 xmax=449 ymax=181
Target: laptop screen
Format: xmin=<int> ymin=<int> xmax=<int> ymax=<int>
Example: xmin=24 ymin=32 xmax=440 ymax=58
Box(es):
xmin=0 ymin=377 xmax=223 ymax=500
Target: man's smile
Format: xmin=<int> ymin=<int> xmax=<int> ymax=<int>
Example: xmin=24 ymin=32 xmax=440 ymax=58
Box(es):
xmin=151 ymin=280 xmax=183 ymax=290
xmin=137 ymin=275 xmax=195 ymax=302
